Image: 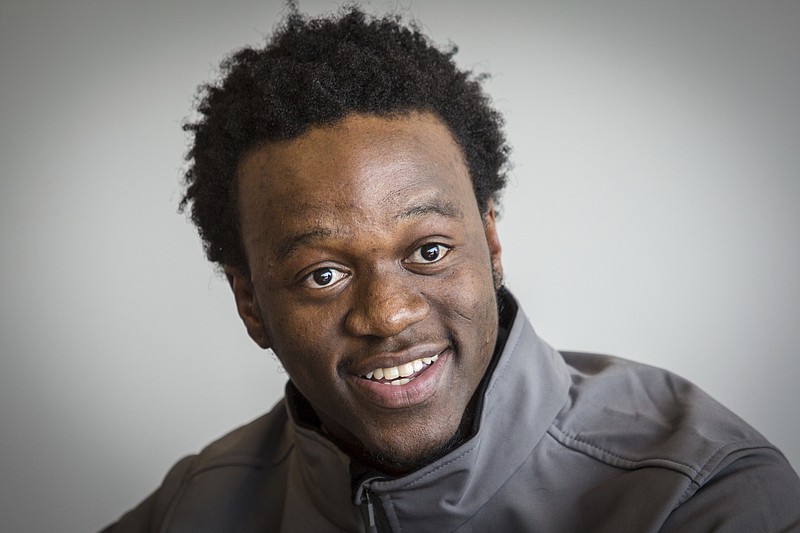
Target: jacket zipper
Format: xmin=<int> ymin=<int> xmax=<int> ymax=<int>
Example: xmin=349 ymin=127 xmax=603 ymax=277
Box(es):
xmin=361 ymin=486 xmax=388 ymax=532
xmin=361 ymin=487 xmax=378 ymax=531
xmin=363 ymin=488 xmax=376 ymax=528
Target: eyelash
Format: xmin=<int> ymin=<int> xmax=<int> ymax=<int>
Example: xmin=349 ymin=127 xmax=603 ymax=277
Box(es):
xmin=299 ymin=242 xmax=453 ymax=290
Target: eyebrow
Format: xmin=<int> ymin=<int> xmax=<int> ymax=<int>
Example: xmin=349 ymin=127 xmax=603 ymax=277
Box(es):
xmin=394 ymin=201 xmax=464 ymax=221
xmin=275 ymin=200 xmax=464 ymax=261
xmin=275 ymin=227 xmax=335 ymax=262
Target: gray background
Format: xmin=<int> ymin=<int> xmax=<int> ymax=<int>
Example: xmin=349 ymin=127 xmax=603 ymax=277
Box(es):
xmin=1 ymin=1 xmax=798 ymax=531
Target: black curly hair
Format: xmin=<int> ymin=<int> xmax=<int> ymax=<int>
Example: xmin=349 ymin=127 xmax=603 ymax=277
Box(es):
xmin=180 ymin=5 xmax=510 ymax=274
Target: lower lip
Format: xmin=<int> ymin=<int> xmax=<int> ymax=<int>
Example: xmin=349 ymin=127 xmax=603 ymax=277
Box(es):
xmin=349 ymin=349 xmax=450 ymax=409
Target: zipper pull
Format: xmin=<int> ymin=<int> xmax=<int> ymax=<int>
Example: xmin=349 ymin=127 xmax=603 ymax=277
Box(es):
xmin=363 ymin=488 xmax=376 ymax=528
xmin=361 ymin=487 xmax=378 ymax=532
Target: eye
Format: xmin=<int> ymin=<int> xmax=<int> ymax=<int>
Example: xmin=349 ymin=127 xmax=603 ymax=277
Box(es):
xmin=301 ymin=267 xmax=348 ymax=289
xmin=406 ymin=243 xmax=451 ymax=264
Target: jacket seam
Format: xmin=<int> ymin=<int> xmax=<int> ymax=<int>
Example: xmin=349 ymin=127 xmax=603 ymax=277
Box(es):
xmin=383 ymin=492 xmax=403 ymax=533
xmin=549 ymin=424 xmax=775 ymax=488
xmin=483 ymin=313 xmax=524 ymax=400
xmin=394 ymin=444 xmax=478 ymax=490
xmin=159 ymin=455 xmax=198 ymax=533
xmin=549 ymin=425 xmax=701 ymax=475
xmin=379 ymin=443 xmax=478 ymax=531
xmin=450 ymin=442 xmax=540 ymax=532
xmin=159 ymin=448 xmax=295 ymax=531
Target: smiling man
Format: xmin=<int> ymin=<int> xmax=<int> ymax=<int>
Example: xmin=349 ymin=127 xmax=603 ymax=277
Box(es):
xmin=104 ymin=6 xmax=800 ymax=532
xmin=231 ymin=111 xmax=502 ymax=476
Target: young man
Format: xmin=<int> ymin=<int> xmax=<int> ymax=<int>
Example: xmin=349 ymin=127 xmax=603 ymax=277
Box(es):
xmin=105 ymin=7 xmax=800 ymax=532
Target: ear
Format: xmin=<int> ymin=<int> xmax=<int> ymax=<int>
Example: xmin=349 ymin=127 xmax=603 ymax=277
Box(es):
xmin=223 ymin=266 xmax=271 ymax=349
xmin=482 ymin=199 xmax=504 ymax=289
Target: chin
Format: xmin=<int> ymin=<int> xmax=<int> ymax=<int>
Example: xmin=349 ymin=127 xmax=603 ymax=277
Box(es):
xmin=359 ymin=420 xmax=468 ymax=476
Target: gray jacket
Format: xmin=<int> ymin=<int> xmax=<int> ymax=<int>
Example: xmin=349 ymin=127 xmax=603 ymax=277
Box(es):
xmin=105 ymin=299 xmax=800 ymax=532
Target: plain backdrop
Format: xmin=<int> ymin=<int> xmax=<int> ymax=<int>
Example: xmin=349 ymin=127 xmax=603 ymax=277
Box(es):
xmin=1 ymin=1 xmax=798 ymax=531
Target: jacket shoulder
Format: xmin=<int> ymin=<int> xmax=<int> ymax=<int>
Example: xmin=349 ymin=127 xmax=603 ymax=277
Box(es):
xmin=190 ymin=399 xmax=293 ymax=472
xmin=551 ymin=352 xmax=777 ymax=484
xmin=103 ymin=400 xmax=293 ymax=532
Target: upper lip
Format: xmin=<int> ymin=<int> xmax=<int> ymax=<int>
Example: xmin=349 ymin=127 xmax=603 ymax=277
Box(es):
xmin=349 ymin=343 xmax=448 ymax=376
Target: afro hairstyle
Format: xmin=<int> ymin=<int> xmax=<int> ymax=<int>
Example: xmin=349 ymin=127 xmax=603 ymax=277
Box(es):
xmin=180 ymin=5 xmax=510 ymax=274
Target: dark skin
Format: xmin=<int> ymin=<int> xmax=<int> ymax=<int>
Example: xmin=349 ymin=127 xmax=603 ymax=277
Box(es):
xmin=225 ymin=112 xmax=503 ymax=475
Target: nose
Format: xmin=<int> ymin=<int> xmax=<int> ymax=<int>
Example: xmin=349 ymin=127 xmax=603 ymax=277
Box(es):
xmin=344 ymin=269 xmax=430 ymax=338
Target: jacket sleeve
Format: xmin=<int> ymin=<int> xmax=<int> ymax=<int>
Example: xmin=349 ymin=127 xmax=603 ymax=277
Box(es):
xmin=99 ymin=455 xmax=196 ymax=533
xmin=661 ymin=446 xmax=800 ymax=532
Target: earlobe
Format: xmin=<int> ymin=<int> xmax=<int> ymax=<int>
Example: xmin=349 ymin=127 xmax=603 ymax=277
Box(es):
xmin=223 ymin=266 xmax=271 ymax=349
xmin=482 ymin=200 xmax=504 ymax=289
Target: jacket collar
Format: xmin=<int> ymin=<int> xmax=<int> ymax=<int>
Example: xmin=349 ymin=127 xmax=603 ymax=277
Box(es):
xmin=286 ymin=290 xmax=572 ymax=531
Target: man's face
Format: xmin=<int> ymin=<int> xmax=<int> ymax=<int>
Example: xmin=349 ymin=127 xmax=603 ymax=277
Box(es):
xmin=229 ymin=112 xmax=503 ymax=473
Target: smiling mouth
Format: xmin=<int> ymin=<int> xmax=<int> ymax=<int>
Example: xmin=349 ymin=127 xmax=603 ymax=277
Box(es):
xmin=361 ymin=353 xmax=440 ymax=386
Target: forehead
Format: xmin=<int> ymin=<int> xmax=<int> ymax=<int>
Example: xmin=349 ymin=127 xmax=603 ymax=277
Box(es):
xmin=235 ymin=112 xmax=477 ymax=259
xmin=239 ymin=112 xmax=468 ymax=199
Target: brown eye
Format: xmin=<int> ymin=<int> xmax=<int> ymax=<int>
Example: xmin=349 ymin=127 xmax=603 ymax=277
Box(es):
xmin=314 ymin=269 xmax=333 ymax=285
xmin=420 ymin=244 xmax=441 ymax=261
xmin=302 ymin=267 xmax=347 ymax=289
xmin=407 ymin=243 xmax=451 ymax=264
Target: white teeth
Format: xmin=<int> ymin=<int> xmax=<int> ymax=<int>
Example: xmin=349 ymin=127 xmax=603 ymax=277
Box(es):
xmin=383 ymin=366 xmax=400 ymax=380
xmin=362 ymin=353 xmax=440 ymax=385
xmin=398 ymin=362 xmax=414 ymax=378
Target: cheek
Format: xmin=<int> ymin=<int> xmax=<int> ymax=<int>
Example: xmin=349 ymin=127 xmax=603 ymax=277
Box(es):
xmin=267 ymin=301 xmax=335 ymax=346
xmin=438 ymin=247 xmax=497 ymax=318
xmin=439 ymin=255 xmax=499 ymax=354
xmin=265 ymin=303 xmax=348 ymax=381
xmin=265 ymin=312 xmax=322 ymax=368
xmin=426 ymin=274 xmax=497 ymax=367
